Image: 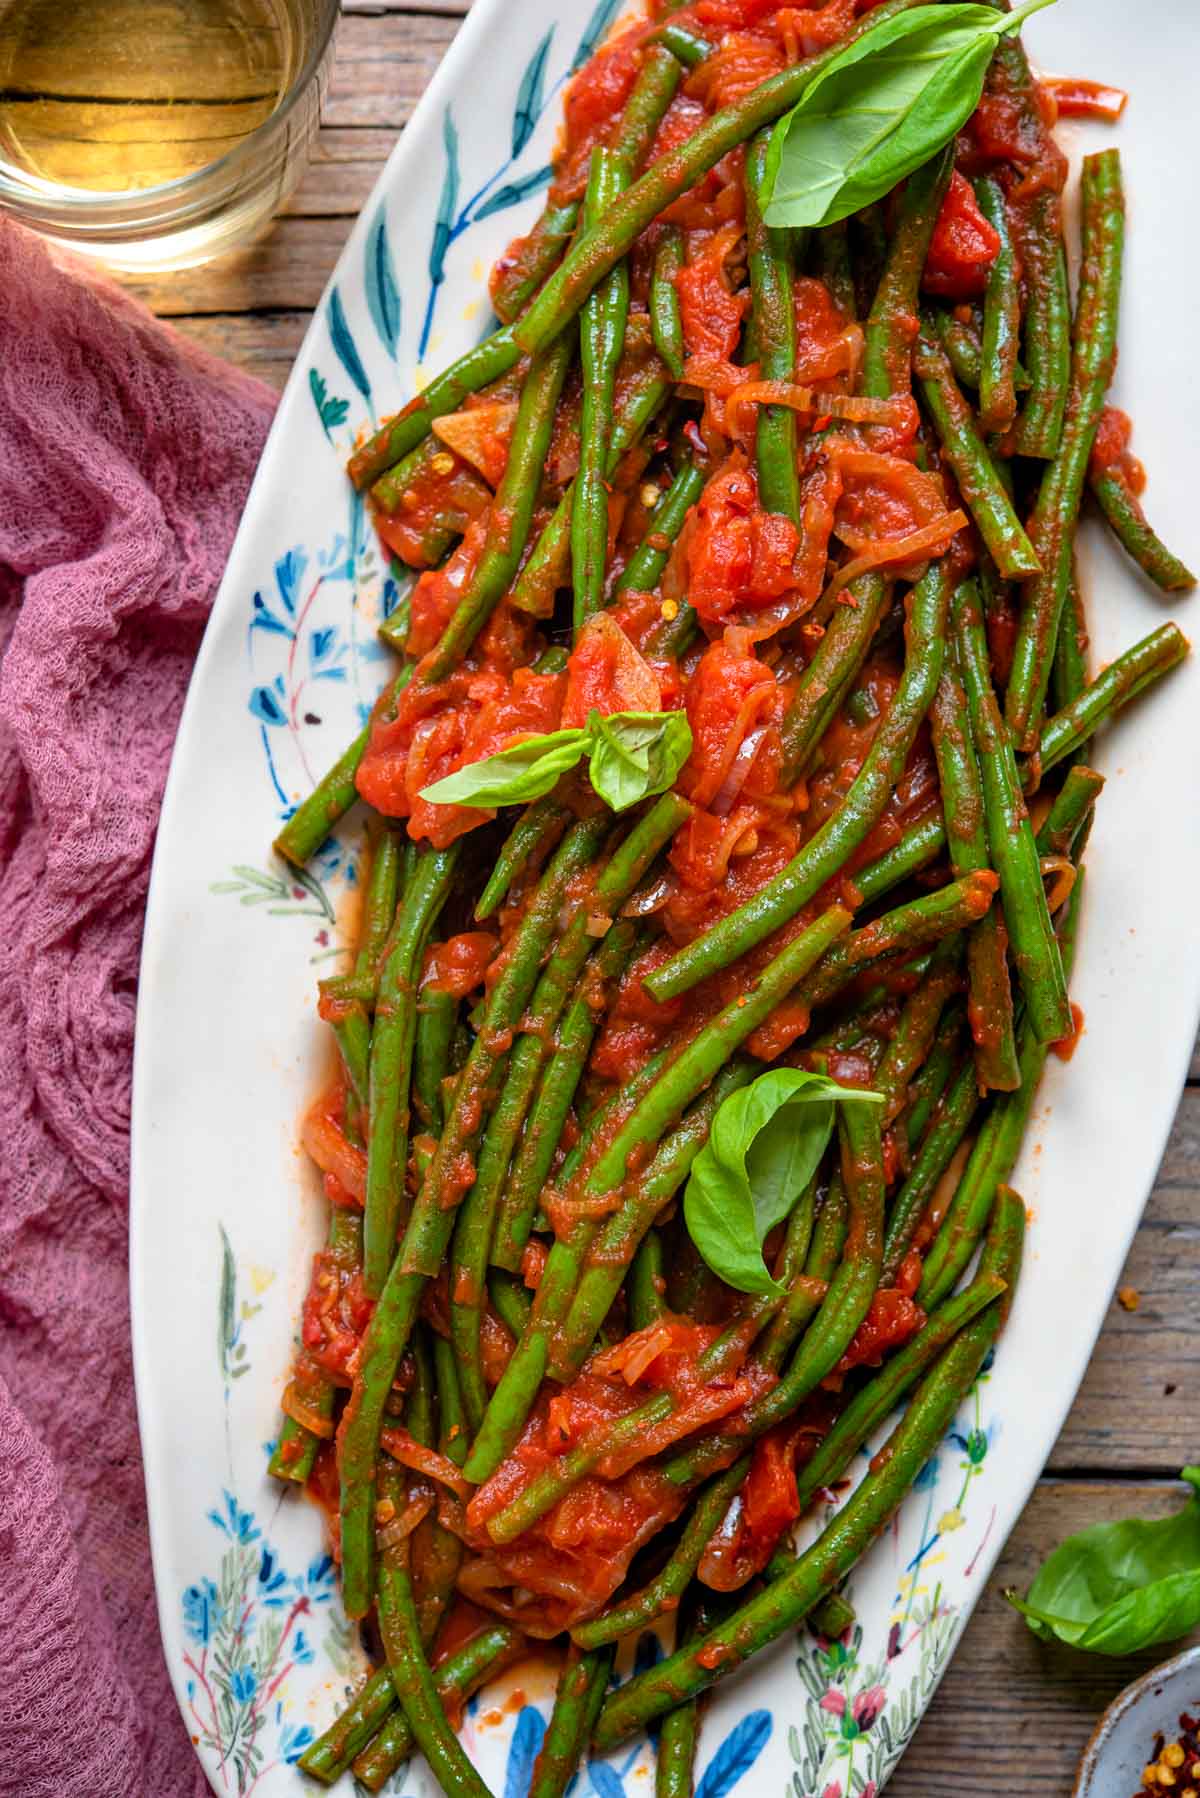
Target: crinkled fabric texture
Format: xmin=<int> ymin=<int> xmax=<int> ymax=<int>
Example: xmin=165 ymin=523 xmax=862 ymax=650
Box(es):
xmin=0 ymin=221 xmax=275 ymax=1797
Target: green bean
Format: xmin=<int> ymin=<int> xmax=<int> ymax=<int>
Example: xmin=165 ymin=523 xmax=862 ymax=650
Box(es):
xmin=426 ymin=333 xmax=575 ymax=681
xmin=553 ymin=1059 xmax=756 ymax=1380
xmin=492 ymin=198 xmax=581 ymax=325
xmin=778 ymin=577 xmax=892 ymax=782
xmin=918 ymin=877 xmax=1082 ymax=1310
xmin=755 ymin=1166 xmax=847 ymax=1374
xmin=490 ymin=922 xmax=636 ymax=1273
xmin=914 ymin=325 xmax=1041 ymax=580
xmin=815 ymin=218 xmax=854 ymax=320
xmin=475 ymin=797 xmax=571 ymax=921
xmin=377 ymin=565 xmax=417 ymax=653
xmin=1006 ymin=150 xmax=1125 ymax=750
xmin=806 ymin=1591 xmax=857 ymax=1639
xmin=466 ymin=904 xmax=851 ymax=1484
xmin=629 ymin=1230 xmax=668 ymax=1331
xmin=648 ymin=565 xmax=950 ymax=1002
xmin=574 ymin=150 xmax=631 ymax=635
xmin=974 ymin=173 xmax=1022 ymax=433
xmin=451 ymin=796 xmax=686 ymax=1386
xmin=932 ymin=306 xmax=983 ymax=390
xmin=412 ymin=985 xmax=456 ymax=1138
xmin=795 ymin=871 xmax=999 ymax=1019
xmin=872 ymin=937 xmax=964 ymax=1124
xmin=1036 ymin=621 xmax=1188 ymax=777
xmin=433 ymin=1329 xmax=469 ymax=1469
xmin=955 ymin=580 xmax=1070 ymax=1044
xmin=655 ymin=1593 xmax=702 ymax=1798
xmin=1090 ymin=469 xmax=1196 ymax=593
xmin=450 ymin=918 xmax=641 ymax=1428
xmin=349 ymin=326 xmax=521 ymax=491
xmin=489 ymin=1268 xmax=534 ymax=1341
xmin=363 ymin=847 xmax=460 ymax=1296
xmin=1049 ymin=551 xmax=1088 ymax=748
xmin=340 ymin=824 xmax=606 ymax=1617
xmin=615 ymin=456 xmax=705 ymax=598
xmin=329 ymin=823 xmax=402 ymax=1122
xmin=405 ymin=1328 xmax=463 ymax=1650
xmin=650 ymin=227 xmax=686 ymax=379
xmin=511 ymin=354 xmax=671 ymax=616
xmin=1034 ymin=766 xmax=1104 ymax=858
xmin=591 ymin=1226 xmax=1017 ymax=1750
xmin=273 ymin=725 xmax=369 ymax=867
xmin=299 ymin=1667 xmax=395 ymax=1785
xmin=513 ymin=0 xmax=928 ymax=357
xmin=530 ymin=1647 xmax=615 ymax=1798
xmin=851 ymin=811 xmax=947 ymax=907
xmin=747 ymin=131 xmax=799 ymax=522
xmin=851 ymin=201 xmax=888 ymax=321
xmin=981 ymin=11 xmax=1069 ymax=458
xmin=862 ymin=147 xmax=953 ymax=398
xmin=376 ymin=1562 xmax=508 ymax=1798
xmin=370 ymin=429 xmax=492 ymax=536
xmin=930 ymin=655 xmax=1019 ymax=1091
xmin=882 ymin=1055 xmax=980 ymax=1283
xmin=902 ymin=1005 xmax=964 ymax=1152
xmin=268 ymin=1208 xmax=361 ymax=1484
xmin=609 ymin=42 xmax=683 ymax=169
xmin=572 ymin=1458 xmax=749 ymax=1651
xmin=652 ymin=18 xmax=713 ymax=67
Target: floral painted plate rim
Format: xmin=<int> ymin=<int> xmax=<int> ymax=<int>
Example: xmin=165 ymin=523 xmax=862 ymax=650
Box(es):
xmin=129 ymin=2 xmax=1200 ymax=1794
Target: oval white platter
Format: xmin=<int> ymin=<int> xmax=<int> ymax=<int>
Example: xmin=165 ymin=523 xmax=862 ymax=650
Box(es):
xmin=130 ymin=2 xmax=1200 ymax=1793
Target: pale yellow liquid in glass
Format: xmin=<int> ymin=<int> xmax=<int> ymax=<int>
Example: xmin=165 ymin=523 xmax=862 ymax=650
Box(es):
xmin=0 ymin=0 xmax=292 ymax=193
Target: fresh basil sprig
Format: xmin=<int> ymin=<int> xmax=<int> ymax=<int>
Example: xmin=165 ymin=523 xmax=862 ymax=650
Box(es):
xmin=763 ymin=0 xmax=1057 ymax=231
xmin=1007 ymin=1469 xmax=1200 ymax=1655
xmin=683 ymin=1069 xmax=883 ymax=1297
xmin=419 ymin=708 xmax=692 ymax=813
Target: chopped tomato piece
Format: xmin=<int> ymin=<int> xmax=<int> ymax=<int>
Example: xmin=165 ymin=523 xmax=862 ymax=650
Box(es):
xmin=686 ymin=455 xmax=801 ymax=625
xmin=422 ymin=931 xmax=497 ymax=998
xmin=676 ymin=225 xmax=750 ymax=363
xmin=562 ymin=613 xmax=663 ymax=726
xmin=923 ymin=171 xmax=1001 ymax=299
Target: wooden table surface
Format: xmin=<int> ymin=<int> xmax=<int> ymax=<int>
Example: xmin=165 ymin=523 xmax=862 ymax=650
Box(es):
xmin=126 ymin=7 xmax=1200 ymax=1789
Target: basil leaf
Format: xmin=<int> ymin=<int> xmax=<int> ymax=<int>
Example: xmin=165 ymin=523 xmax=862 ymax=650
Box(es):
xmin=418 ymin=727 xmax=587 ymax=806
xmin=763 ymin=0 xmax=1057 ymax=231
xmin=585 ymin=709 xmax=693 ymax=812
xmin=1007 ymin=1469 xmax=1200 ymax=1655
xmin=684 ymin=1068 xmax=883 ymax=1297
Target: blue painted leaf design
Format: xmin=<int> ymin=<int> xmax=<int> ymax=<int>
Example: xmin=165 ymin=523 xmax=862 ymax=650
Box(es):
xmin=274 ymin=547 xmax=307 ymax=615
xmin=504 ymin=1705 xmax=546 ymax=1798
xmin=328 ymin=287 xmax=372 ymax=408
xmin=250 ymin=590 xmax=292 ymax=639
xmin=589 ymin=1763 xmax=626 ymax=1798
xmin=512 ymin=27 xmax=554 ymax=157
xmin=426 ymin=108 xmax=461 ymax=308
xmin=573 ymin=0 xmax=622 ymax=71
xmin=309 ymin=368 xmax=349 ymax=441
xmin=474 ymin=164 xmax=555 ymax=224
xmin=365 ymin=207 xmax=402 ymax=358
xmin=249 ymin=685 xmax=287 ymax=727
xmin=695 ymin=1710 xmax=772 ymax=1798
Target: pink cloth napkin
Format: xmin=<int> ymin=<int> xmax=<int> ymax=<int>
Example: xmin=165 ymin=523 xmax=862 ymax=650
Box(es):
xmin=0 ymin=221 xmax=276 ymax=1796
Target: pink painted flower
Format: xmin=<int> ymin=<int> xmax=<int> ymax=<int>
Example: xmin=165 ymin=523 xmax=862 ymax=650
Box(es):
xmin=851 ymin=1685 xmax=888 ymax=1732
xmin=819 ymin=1688 xmax=846 ymax=1718
xmin=820 ymin=1783 xmax=843 ymax=1798
xmin=862 ymin=1784 xmax=877 ymax=1798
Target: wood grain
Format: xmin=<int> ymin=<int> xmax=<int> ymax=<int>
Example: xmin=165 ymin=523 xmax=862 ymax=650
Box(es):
xmin=129 ymin=7 xmax=1200 ymax=1791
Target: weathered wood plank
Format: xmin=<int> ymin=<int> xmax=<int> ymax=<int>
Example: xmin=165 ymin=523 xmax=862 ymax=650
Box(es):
xmin=171 ymin=312 xmax=313 ymax=389
xmin=321 ymin=11 xmax=459 ymax=130
xmin=891 ymin=1478 xmax=1200 ymax=1796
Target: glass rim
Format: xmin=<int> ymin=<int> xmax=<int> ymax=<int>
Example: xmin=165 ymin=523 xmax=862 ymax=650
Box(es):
xmin=0 ymin=0 xmax=339 ymax=223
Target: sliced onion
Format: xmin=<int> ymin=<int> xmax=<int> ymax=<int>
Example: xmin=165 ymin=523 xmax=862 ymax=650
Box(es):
xmin=380 ymin=1425 xmax=474 ymax=1499
xmin=621 ymin=869 xmax=678 ymax=917
xmin=1040 ymin=853 xmax=1077 ymax=913
xmin=280 ymin=1380 xmax=334 ymax=1440
xmin=712 ymin=723 xmax=771 ymax=817
xmin=824 ymin=511 xmax=968 ymax=600
xmin=376 ymin=1490 xmax=434 ymax=1554
xmin=301 ymin=1104 xmax=367 ymax=1201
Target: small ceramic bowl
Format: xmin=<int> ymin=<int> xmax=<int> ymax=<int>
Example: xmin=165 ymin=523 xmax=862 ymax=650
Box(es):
xmin=1075 ymin=1644 xmax=1200 ymax=1795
